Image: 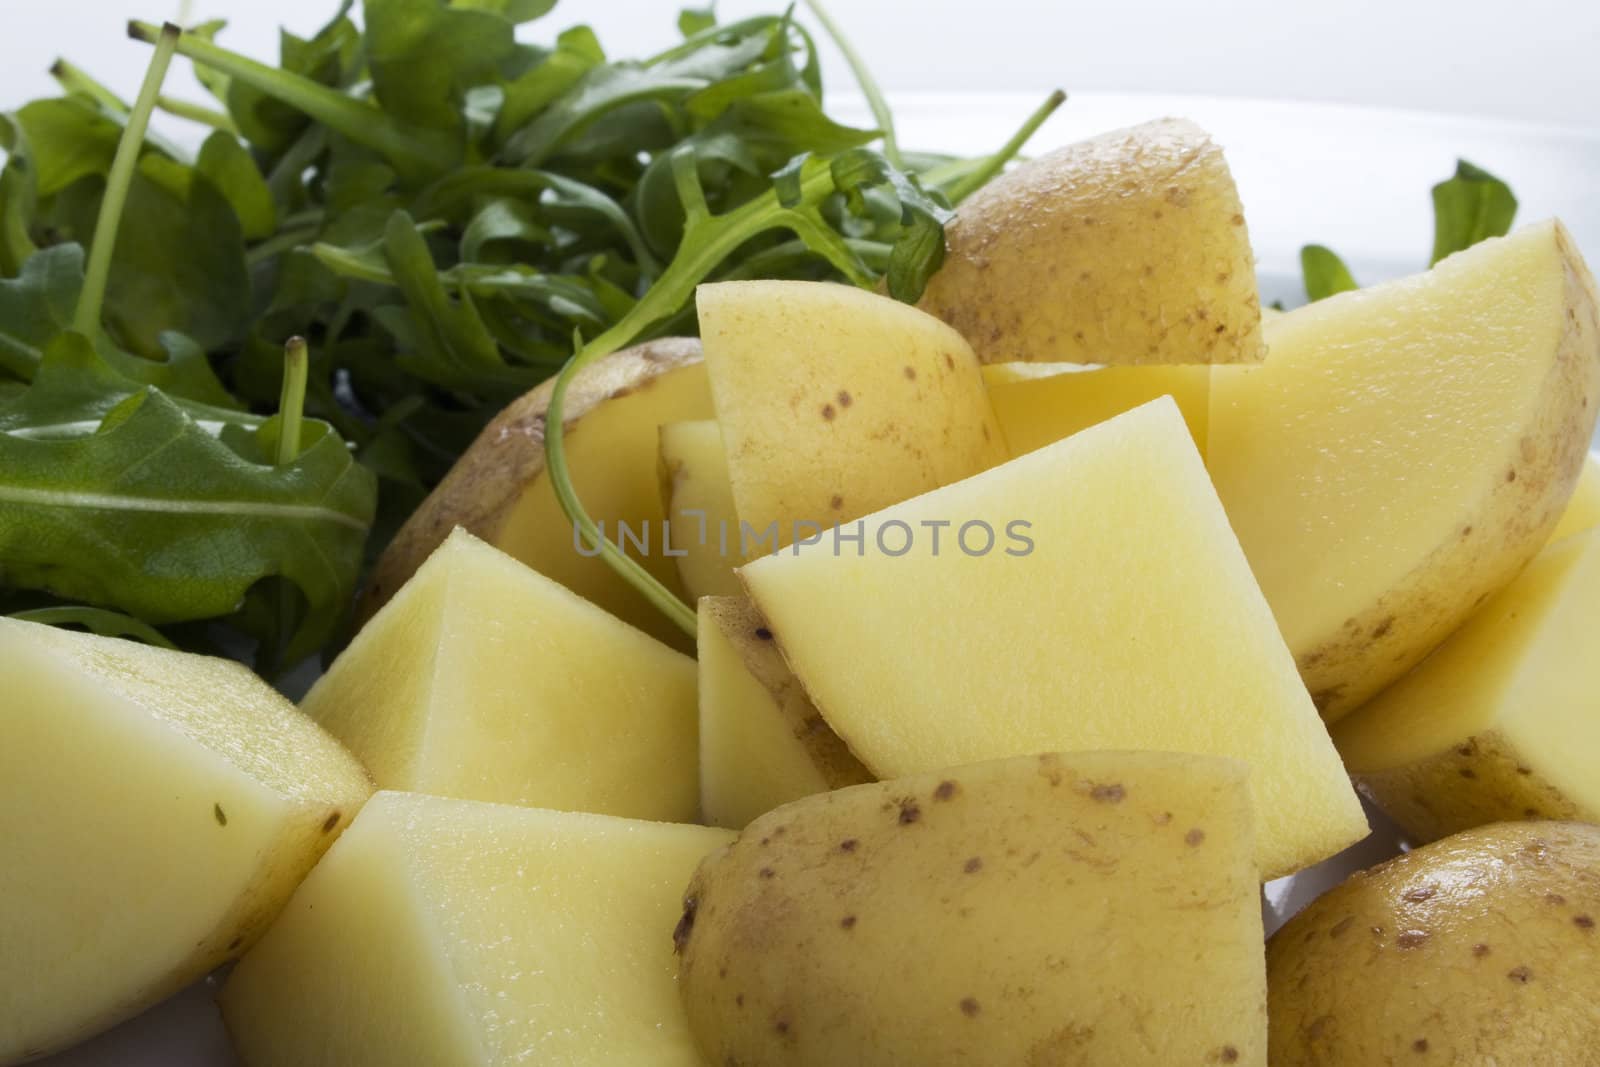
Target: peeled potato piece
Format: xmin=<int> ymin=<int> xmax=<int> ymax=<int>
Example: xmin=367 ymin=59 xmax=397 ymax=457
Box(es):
xmin=677 ymin=751 xmax=1267 ymax=1067
xmin=0 ymin=619 xmax=371 ymax=1063
xmin=918 ymin=117 xmax=1263 ymax=365
xmin=658 ymin=419 xmax=744 ymax=600
xmin=223 ymin=791 xmax=732 ymax=1067
xmin=364 ymin=338 xmax=711 ymax=649
xmin=740 ymin=398 xmax=1365 ymax=879
xmin=305 ymin=528 xmax=698 ymax=822
xmin=982 ymin=361 xmax=1211 ymax=456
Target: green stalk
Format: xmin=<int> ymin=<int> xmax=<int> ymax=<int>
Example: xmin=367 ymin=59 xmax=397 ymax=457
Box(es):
xmin=49 ymin=58 xmax=128 ymax=113
xmin=543 ymin=166 xmax=841 ymax=638
xmin=276 ymin=337 xmax=309 ymax=465
xmin=803 ymin=0 xmax=901 ymax=167
xmin=73 ymin=23 xmax=179 ymax=337
xmin=127 ymin=20 xmax=453 ymax=176
xmin=944 ymin=89 xmax=1066 ymax=204
xmin=156 ymin=94 xmax=238 ymax=133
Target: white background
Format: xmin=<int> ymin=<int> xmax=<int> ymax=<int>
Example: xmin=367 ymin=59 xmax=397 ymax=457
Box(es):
xmin=1 ymin=0 xmax=1597 ymax=129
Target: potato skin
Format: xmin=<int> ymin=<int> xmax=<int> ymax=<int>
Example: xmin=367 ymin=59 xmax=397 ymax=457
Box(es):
xmin=918 ymin=118 xmax=1263 ymax=365
xmin=360 ymin=338 xmax=703 ymax=623
xmin=1267 ymin=821 xmax=1600 ymax=1065
xmin=676 ymin=751 xmax=1266 ymax=1067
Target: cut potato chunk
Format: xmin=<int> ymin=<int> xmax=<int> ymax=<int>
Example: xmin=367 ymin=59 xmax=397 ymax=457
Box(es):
xmin=1208 ymin=221 xmax=1600 ymax=719
xmin=659 ymin=419 xmax=743 ymax=600
xmin=0 ymin=619 xmax=371 ymax=1062
xmin=364 ymin=338 xmax=711 ymax=649
xmin=677 ymin=751 xmax=1266 ymax=1067
xmin=740 ymin=398 xmax=1365 ymax=879
xmin=222 ymin=791 xmax=732 ymax=1067
xmin=1267 ymin=821 xmax=1600 ymax=1065
xmin=1333 ymin=529 xmax=1600 ymax=841
xmin=1549 ymin=452 xmax=1600 ymax=542
xmin=305 ymin=528 xmax=697 ymax=822
xmin=982 ymin=361 xmax=1210 ymax=456
xmin=918 ymin=118 xmax=1263 ymax=365
xmin=698 ymin=596 xmax=871 ymax=828
xmin=697 ymin=281 xmax=1006 ymax=549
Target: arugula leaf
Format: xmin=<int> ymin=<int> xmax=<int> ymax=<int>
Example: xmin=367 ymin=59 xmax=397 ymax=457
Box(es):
xmin=679 ymin=7 xmax=717 ymax=37
xmin=9 ymin=604 xmax=176 ymax=648
xmin=363 ymin=0 xmax=517 ymax=135
xmin=0 ymin=332 xmax=375 ymax=666
xmin=1300 ymin=244 xmax=1358 ymax=302
xmin=1431 ymin=159 xmax=1517 ymax=265
xmin=196 ymin=131 xmax=276 ymax=240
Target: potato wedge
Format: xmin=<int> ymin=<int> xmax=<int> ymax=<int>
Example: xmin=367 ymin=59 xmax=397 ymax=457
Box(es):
xmin=739 ymin=398 xmax=1365 ymax=879
xmin=1332 ymin=528 xmax=1600 ymax=841
xmin=307 ymin=529 xmax=698 ymax=822
xmin=1267 ymin=821 xmax=1600 ymax=1065
xmin=698 ymin=596 xmax=870 ymax=828
xmin=677 ymin=751 xmax=1266 ymax=1067
xmin=659 ymin=420 xmax=743 ymax=600
xmin=698 ymin=281 xmax=1006 ymax=549
xmin=918 ymin=118 xmax=1263 ymax=365
xmin=0 ymin=619 xmax=371 ymax=1063
xmin=363 ymin=338 xmax=711 ymax=649
xmin=1209 ymin=221 xmax=1600 ymax=719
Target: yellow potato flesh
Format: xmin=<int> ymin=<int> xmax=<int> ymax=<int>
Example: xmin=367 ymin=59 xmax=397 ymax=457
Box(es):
xmin=739 ymin=398 xmax=1365 ymax=879
xmin=491 ymin=360 xmax=712 ymax=647
xmin=697 ymin=280 xmax=1006 ymax=549
xmin=304 ymin=528 xmax=697 ymax=822
xmin=659 ymin=419 xmax=743 ymax=600
xmin=697 ymin=596 xmax=870 ymax=828
xmin=1208 ymin=221 xmax=1600 ymax=719
xmin=0 ymin=619 xmax=370 ymax=1062
xmin=982 ymin=361 xmax=1211 ymax=457
xmin=222 ymin=791 xmax=732 ymax=1067
xmin=677 ymin=751 xmax=1266 ymax=1067
xmin=918 ymin=117 xmax=1263 ymax=365
xmin=1333 ymin=529 xmax=1600 ymax=841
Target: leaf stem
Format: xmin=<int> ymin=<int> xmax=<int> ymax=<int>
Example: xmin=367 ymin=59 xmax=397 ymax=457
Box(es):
xmin=276 ymin=337 xmax=308 ymax=465
xmin=73 ymin=23 xmax=180 ymax=337
xmin=944 ymin=89 xmax=1066 ymax=204
xmin=157 ymin=94 xmax=239 ymax=133
xmin=9 ymin=606 xmax=176 ymax=649
xmin=49 ymin=58 xmax=128 ymax=114
xmin=127 ymin=20 xmax=454 ymax=176
xmin=802 ymin=0 xmax=901 ymax=167
xmin=543 ymin=165 xmax=841 ymax=638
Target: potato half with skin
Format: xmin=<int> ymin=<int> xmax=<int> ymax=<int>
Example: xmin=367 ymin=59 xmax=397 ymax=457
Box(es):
xmin=918 ymin=117 xmax=1263 ymax=365
xmin=1209 ymin=221 xmax=1600 ymax=720
xmin=362 ymin=338 xmax=711 ymax=649
xmin=1549 ymin=451 xmax=1600 ymax=542
xmin=1267 ymin=821 xmax=1600 ymax=1065
xmin=676 ymin=751 xmax=1266 ymax=1067
xmin=698 ymin=596 xmax=871 ymax=828
xmin=1332 ymin=528 xmax=1600 ymax=841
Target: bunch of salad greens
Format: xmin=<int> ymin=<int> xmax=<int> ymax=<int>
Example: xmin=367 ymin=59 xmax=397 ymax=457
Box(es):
xmin=0 ymin=0 xmax=1062 ymax=671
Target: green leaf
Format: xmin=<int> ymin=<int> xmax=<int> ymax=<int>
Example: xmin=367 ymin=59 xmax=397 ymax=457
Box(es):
xmin=9 ymin=604 xmax=176 ymax=648
xmin=678 ymin=7 xmax=717 ymax=37
xmin=0 ymin=244 xmax=83 ymax=381
xmin=0 ymin=115 xmax=41 ymax=275
xmin=0 ymin=332 xmax=375 ymax=666
xmin=14 ymin=97 xmax=123 ymax=197
xmin=493 ymin=26 xmax=605 ymax=142
xmin=1300 ymin=244 xmax=1358 ymax=302
xmin=450 ymin=0 xmax=558 ymax=22
xmin=1430 ymin=159 xmax=1517 ymax=265
xmin=363 ymin=0 xmax=517 ymax=134
xmin=196 ymin=131 xmax=276 ymax=240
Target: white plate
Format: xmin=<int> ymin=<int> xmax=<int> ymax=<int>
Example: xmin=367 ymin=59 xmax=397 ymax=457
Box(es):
xmin=37 ymin=91 xmax=1600 ymax=1065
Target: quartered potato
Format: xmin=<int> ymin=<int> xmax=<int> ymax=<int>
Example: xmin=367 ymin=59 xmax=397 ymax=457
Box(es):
xmin=658 ymin=419 xmax=744 ymax=601
xmin=918 ymin=118 xmax=1263 ymax=365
